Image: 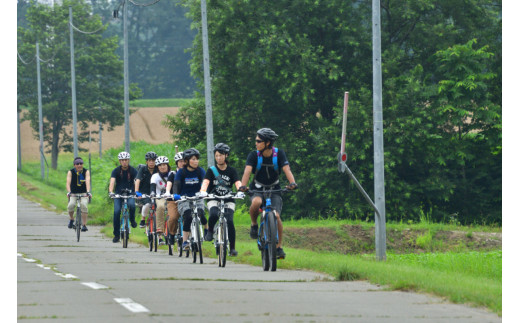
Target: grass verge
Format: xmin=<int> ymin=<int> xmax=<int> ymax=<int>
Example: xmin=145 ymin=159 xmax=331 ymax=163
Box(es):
xmin=130 ymin=98 xmax=191 ymax=108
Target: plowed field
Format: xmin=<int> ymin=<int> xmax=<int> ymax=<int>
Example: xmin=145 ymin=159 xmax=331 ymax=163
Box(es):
xmin=19 ymin=107 xmax=179 ymax=160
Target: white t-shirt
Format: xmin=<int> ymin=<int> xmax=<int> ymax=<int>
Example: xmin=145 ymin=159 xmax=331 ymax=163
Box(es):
xmin=150 ymin=171 xmax=172 ymax=195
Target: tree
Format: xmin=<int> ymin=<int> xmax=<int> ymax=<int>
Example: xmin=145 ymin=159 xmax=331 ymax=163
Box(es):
xmin=17 ymin=0 xmax=142 ymax=169
xmin=168 ymin=0 xmax=501 ymax=223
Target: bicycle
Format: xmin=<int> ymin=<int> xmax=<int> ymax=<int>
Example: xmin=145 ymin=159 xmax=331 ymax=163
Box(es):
xmin=175 ymin=195 xmax=206 ymax=264
xmin=141 ymin=194 xmax=160 ymax=252
xmin=175 ymin=212 xmax=188 ymax=258
xmin=207 ymin=193 xmax=244 ymax=267
xmin=110 ymin=188 xmax=136 ymax=248
xmin=69 ymin=193 xmax=89 ymax=242
xmin=247 ymin=188 xmax=290 ymax=271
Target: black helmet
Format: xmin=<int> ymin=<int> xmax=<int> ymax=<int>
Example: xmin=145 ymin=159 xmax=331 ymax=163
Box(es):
xmin=183 ymin=148 xmax=200 ymax=161
xmin=257 ymin=128 xmax=278 ymax=143
xmin=145 ymin=151 xmax=158 ymax=161
xmin=214 ymin=143 xmax=230 ymax=155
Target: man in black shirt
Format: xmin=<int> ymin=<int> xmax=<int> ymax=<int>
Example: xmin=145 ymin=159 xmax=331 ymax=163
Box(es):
xmin=66 ymin=157 xmax=91 ymax=231
xmin=239 ymin=128 xmax=298 ymax=259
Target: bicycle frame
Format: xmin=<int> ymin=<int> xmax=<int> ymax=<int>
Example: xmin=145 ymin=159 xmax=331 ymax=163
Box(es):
xmin=176 ymin=195 xmax=206 ymax=264
xmin=111 ymin=189 xmax=136 ymax=248
xmin=69 ymin=193 xmax=88 ymax=242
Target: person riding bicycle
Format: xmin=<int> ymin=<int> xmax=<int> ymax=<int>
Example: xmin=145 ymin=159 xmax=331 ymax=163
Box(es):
xmin=108 ymin=151 xmax=138 ymax=243
xmin=200 ymin=143 xmax=244 ymax=257
xmin=66 ymin=157 xmax=91 ymax=231
xmin=149 ymin=156 xmax=173 ymax=245
xmin=168 ymin=148 xmax=209 ymax=250
xmin=164 ymin=151 xmax=185 ymax=245
xmin=238 ymin=128 xmax=298 ymax=259
xmin=134 ymin=151 xmax=158 ymax=228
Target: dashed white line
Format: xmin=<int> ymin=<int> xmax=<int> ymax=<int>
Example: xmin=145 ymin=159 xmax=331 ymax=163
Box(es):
xmin=23 ymin=258 xmax=37 ymax=263
xmin=114 ymin=298 xmax=150 ymax=313
xmin=81 ymin=282 xmax=108 ymax=290
xmin=55 ymin=273 xmax=78 ymax=279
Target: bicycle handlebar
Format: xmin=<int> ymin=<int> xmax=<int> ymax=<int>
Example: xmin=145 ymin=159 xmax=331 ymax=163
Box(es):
xmin=69 ymin=193 xmax=90 ymax=197
xmin=206 ymin=193 xmax=244 ymax=200
xmin=246 ymin=188 xmax=293 ymax=195
xmin=110 ymin=194 xmax=137 ymax=199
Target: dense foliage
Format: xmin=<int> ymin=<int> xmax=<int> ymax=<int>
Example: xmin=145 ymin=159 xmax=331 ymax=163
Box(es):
xmin=166 ymin=0 xmax=501 ymax=224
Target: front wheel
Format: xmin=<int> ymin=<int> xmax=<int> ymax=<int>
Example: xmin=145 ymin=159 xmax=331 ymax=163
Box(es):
xmin=122 ymin=217 xmax=129 ymax=248
xmin=218 ymin=221 xmax=227 ymax=267
xmin=259 ymin=224 xmax=269 ymax=271
xmin=75 ymin=207 xmax=82 ymax=242
xmin=267 ymin=211 xmax=278 ymax=272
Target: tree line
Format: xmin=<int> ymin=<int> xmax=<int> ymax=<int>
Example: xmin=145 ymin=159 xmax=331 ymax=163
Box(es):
xmin=166 ymin=0 xmax=502 ymax=224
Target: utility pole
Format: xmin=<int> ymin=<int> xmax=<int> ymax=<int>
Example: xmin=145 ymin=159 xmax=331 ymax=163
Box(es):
xmin=201 ymin=0 xmax=214 ymax=167
xmin=123 ymin=0 xmax=130 ymax=153
xmin=36 ymin=42 xmax=45 ymax=180
xmin=372 ymin=0 xmax=386 ymax=261
xmin=69 ymin=6 xmax=79 ymax=157
xmin=99 ymin=106 xmax=103 ymax=158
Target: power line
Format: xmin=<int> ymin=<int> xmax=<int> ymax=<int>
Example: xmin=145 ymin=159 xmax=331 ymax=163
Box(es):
xmin=17 ymin=50 xmax=35 ymax=65
xmin=69 ymin=21 xmax=105 ymax=35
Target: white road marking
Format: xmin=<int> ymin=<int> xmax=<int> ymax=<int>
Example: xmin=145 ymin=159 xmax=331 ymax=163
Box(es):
xmin=17 ymin=253 xmax=23 ymax=257
xmin=55 ymin=273 xmax=78 ymax=279
xmin=114 ymin=298 xmax=150 ymax=313
xmin=23 ymin=258 xmax=37 ymax=262
xmin=81 ymin=282 xmax=108 ymax=290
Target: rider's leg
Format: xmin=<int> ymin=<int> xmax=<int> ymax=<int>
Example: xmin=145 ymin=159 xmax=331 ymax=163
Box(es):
xmin=113 ymin=198 xmax=122 ymax=237
xmin=156 ymin=198 xmax=167 ymax=233
xmin=166 ymin=200 xmax=179 ymax=235
xmin=274 ymin=211 xmax=283 ymax=248
xmin=67 ymin=196 xmax=76 ymax=222
xmin=182 ymin=210 xmax=192 ymax=243
xmin=249 ymin=196 xmax=263 ymax=226
xmin=207 ymin=206 xmax=219 ymax=232
xmin=80 ymin=197 xmax=89 ymax=226
xmin=225 ymin=208 xmax=236 ymax=250
xmin=128 ymin=198 xmax=136 ymax=227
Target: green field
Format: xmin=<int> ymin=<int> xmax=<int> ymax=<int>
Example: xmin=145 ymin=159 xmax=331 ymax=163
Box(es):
xmin=130 ymin=98 xmax=191 ymax=108
xmin=17 ymin=141 xmax=502 ymax=315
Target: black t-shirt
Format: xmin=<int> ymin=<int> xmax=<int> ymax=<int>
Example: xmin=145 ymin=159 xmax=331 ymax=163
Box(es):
xmin=110 ymin=166 xmax=138 ymax=194
xmin=246 ymin=148 xmax=289 ymax=189
xmin=205 ymin=165 xmax=239 ymax=203
xmin=70 ymin=168 xmax=88 ymax=194
xmin=136 ymin=165 xmax=158 ymax=194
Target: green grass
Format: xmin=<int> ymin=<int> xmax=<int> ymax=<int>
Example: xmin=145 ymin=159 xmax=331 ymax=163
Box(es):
xmin=17 ymin=143 xmax=502 ymax=316
xmin=130 ymin=98 xmax=191 ymax=108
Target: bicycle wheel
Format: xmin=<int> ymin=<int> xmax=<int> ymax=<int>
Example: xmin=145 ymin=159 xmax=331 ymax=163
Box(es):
xmin=147 ymin=217 xmax=153 ymax=252
xmin=267 ymin=211 xmax=278 ymax=272
xmin=259 ymin=223 xmax=269 ymax=271
xmin=153 ymin=215 xmax=158 ymax=252
xmin=76 ymin=206 xmax=81 ymax=242
xmin=123 ymin=215 xmax=129 ymax=248
xmin=197 ymin=219 xmax=203 ymax=264
xmin=220 ymin=219 xmax=227 ymax=267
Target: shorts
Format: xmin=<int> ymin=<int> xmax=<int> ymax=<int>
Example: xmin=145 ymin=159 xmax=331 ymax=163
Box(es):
xmin=207 ymin=200 xmax=236 ymax=211
xmin=251 ymin=192 xmax=282 ymax=215
xmin=68 ymin=196 xmax=89 ymax=213
xmin=177 ymin=199 xmax=205 ymax=217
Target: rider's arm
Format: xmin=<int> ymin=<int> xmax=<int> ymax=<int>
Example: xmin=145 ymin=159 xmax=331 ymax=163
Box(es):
xmin=240 ymin=165 xmax=253 ymax=187
xmin=85 ymin=170 xmax=91 ymax=192
xmin=134 ymin=179 xmax=141 ymax=192
xmin=66 ymin=171 xmax=72 ymax=192
xmin=200 ymin=179 xmax=210 ymax=192
xmin=234 ymin=180 xmax=242 ymax=191
xmin=108 ymin=177 xmax=116 ymax=194
xmin=172 ymin=180 xmax=181 ymax=195
xmin=282 ymin=164 xmax=296 ymax=186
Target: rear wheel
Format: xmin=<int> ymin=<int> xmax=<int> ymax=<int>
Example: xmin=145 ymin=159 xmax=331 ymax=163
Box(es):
xmin=75 ymin=206 xmax=81 ymax=242
xmin=267 ymin=212 xmax=277 ymax=272
xmin=147 ymin=217 xmax=153 ymax=252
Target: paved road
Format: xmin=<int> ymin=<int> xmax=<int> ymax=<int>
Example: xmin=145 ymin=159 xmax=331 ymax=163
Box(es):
xmin=17 ymin=196 xmax=501 ymax=322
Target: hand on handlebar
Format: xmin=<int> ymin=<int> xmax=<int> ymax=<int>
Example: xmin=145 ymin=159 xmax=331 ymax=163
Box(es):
xmin=135 ymin=191 xmax=142 ymax=198
xmin=199 ymin=191 xmax=208 ymax=197
xmin=286 ymin=182 xmax=298 ymax=190
xmin=173 ymin=194 xmax=181 ymax=201
xmin=238 ymin=185 xmax=248 ymax=192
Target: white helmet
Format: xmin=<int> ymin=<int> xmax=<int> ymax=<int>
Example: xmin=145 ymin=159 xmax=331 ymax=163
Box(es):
xmin=174 ymin=152 xmax=184 ymax=162
xmin=155 ymin=156 xmax=169 ymax=165
xmin=118 ymin=151 xmax=130 ymax=160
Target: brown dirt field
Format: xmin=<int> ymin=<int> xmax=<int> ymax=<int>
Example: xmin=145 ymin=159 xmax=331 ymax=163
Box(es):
xmin=19 ymin=107 xmax=179 ymax=160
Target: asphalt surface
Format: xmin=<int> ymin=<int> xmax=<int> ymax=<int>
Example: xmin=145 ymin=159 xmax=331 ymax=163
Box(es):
xmin=17 ymin=195 xmax=501 ymax=322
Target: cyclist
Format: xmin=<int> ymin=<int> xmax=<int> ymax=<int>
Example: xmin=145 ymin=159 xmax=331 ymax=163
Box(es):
xmin=200 ymin=143 xmax=244 ymax=257
xmin=135 ymin=151 xmax=158 ymax=228
xmin=66 ymin=157 xmax=91 ymax=231
xmin=150 ymin=156 xmax=173 ymax=245
xmin=164 ymin=151 xmax=184 ymax=245
xmin=169 ymin=148 xmax=209 ymax=250
xmin=108 ymin=151 xmax=138 ymax=243
xmin=238 ymin=128 xmax=298 ymax=259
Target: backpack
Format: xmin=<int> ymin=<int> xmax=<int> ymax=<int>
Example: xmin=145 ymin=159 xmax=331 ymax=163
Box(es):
xmin=256 ymin=147 xmax=278 ymax=173
xmin=210 ymin=166 xmax=231 ymax=194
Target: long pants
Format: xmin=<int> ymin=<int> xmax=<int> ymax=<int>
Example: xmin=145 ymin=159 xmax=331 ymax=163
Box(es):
xmin=208 ymin=207 xmax=236 ymax=249
xmin=182 ymin=208 xmax=207 ymax=232
xmin=166 ymin=200 xmax=180 ymax=235
xmin=155 ymin=198 xmax=167 ymax=233
xmin=113 ymin=198 xmax=136 ymax=237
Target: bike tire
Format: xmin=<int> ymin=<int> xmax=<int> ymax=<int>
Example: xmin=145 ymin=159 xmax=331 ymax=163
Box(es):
xmin=267 ymin=211 xmax=277 ymax=271
xmin=192 ymin=238 xmax=197 ymax=263
xmin=76 ymin=206 xmax=81 ymax=242
xmin=148 ymin=218 xmax=153 ymax=252
xmin=260 ymin=223 xmax=269 ymax=271
xmin=123 ymin=217 xmax=129 ymax=248
xmin=220 ymin=220 xmax=227 ymax=267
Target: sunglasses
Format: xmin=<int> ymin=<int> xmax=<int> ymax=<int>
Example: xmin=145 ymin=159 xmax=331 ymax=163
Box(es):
xmin=75 ymin=163 xmax=83 ymax=165
xmin=255 ymin=139 xmax=264 ymax=143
